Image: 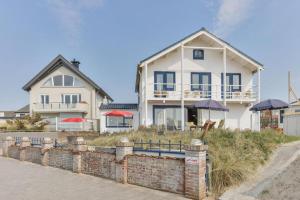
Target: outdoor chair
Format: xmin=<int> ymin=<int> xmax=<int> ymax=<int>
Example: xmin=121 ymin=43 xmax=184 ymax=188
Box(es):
xmin=186 ymin=122 xmax=197 ymax=131
xmin=217 ymin=119 xmax=225 ymax=129
xmin=154 ymin=91 xmax=168 ymax=98
xmin=200 ymin=120 xmax=216 ymax=139
xmin=184 ymin=90 xmax=191 ymax=98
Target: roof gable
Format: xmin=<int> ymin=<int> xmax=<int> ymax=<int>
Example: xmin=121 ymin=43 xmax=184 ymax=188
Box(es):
xmin=23 ymin=55 xmax=113 ymax=101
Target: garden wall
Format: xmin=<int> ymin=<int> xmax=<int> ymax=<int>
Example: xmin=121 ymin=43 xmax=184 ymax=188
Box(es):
xmin=1 ymin=136 xmax=208 ymax=200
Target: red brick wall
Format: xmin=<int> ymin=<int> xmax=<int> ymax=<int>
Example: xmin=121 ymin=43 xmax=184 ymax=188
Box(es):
xmin=127 ymin=155 xmax=185 ymax=194
xmin=81 ymin=151 xmax=116 ymax=180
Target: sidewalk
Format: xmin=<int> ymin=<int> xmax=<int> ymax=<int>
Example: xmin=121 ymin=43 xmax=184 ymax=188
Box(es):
xmin=0 ymin=157 xmax=187 ymax=200
xmin=220 ymin=141 xmax=300 ymax=200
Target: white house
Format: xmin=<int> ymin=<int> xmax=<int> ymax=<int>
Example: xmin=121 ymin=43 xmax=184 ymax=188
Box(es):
xmin=135 ymin=28 xmax=263 ymax=131
xmin=23 ymin=55 xmax=113 ymax=131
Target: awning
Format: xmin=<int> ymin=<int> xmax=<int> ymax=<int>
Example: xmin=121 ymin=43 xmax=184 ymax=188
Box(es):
xmin=62 ymin=118 xmax=87 ymax=123
xmin=104 ymin=110 xmax=133 ymax=117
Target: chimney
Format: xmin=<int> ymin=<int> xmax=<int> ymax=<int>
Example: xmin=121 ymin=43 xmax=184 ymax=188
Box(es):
xmin=71 ymin=59 xmax=80 ymax=69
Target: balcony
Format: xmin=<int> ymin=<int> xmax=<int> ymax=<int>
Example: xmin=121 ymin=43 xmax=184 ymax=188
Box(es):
xmin=146 ymin=83 xmax=257 ymax=102
xmin=32 ymin=102 xmax=89 ymax=113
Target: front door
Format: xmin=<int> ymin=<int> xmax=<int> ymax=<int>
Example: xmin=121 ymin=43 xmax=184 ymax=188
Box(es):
xmin=187 ymin=108 xmax=198 ymax=125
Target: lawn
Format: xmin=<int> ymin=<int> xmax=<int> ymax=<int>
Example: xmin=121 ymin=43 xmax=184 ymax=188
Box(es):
xmin=89 ymin=128 xmax=300 ymax=197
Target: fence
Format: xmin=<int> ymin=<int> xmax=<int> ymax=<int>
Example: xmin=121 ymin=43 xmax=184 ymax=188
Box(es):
xmin=44 ymin=117 xmax=100 ymax=132
xmin=1 ymin=136 xmax=208 ymax=199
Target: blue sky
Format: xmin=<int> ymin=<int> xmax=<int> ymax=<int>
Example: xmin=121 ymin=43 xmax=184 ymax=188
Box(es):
xmin=0 ymin=0 xmax=299 ymax=110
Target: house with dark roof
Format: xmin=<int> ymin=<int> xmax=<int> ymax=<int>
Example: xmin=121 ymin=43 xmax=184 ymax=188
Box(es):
xmin=15 ymin=104 xmax=30 ymax=117
xmin=22 ymin=55 xmax=113 ymax=128
xmin=135 ymin=27 xmax=263 ymax=131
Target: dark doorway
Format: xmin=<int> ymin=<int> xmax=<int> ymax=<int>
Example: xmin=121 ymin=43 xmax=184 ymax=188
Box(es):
xmin=187 ymin=108 xmax=198 ymax=125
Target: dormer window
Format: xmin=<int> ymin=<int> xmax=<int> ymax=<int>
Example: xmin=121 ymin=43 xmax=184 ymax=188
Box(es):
xmin=43 ymin=75 xmax=83 ymax=87
xmin=193 ymin=49 xmax=204 ymax=60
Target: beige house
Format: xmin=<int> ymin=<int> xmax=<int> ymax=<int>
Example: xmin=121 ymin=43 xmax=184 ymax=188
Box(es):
xmin=23 ymin=55 xmax=113 ymax=121
xmin=135 ymin=28 xmax=263 ymax=131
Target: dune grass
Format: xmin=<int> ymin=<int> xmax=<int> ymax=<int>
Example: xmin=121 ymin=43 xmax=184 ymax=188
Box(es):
xmin=89 ymin=129 xmax=300 ymax=196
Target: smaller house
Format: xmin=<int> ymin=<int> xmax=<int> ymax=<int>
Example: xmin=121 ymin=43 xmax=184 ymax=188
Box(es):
xmin=99 ymin=103 xmax=139 ymax=133
xmin=15 ymin=104 xmax=30 ymax=118
xmin=0 ymin=111 xmax=16 ymax=125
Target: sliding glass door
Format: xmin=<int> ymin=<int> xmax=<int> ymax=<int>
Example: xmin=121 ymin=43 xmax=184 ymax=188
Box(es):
xmin=153 ymin=106 xmax=186 ymax=130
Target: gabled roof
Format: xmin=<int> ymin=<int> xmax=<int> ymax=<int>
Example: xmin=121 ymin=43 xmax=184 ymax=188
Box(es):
xmin=135 ymin=27 xmax=264 ymax=92
xmin=15 ymin=104 xmax=29 ymax=113
xmin=100 ymin=103 xmax=138 ymax=110
xmin=23 ymin=55 xmax=113 ymax=101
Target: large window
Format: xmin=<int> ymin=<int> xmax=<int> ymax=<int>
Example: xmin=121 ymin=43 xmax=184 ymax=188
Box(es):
xmin=191 ymin=72 xmax=211 ymax=97
xmin=153 ymin=106 xmax=185 ymax=130
xmin=61 ymin=94 xmax=81 ymax=104
xmin=43 ymin=75 xmax=83 ymax=87
xmin=40 ymin=95 xmax=49 ymax=104
xmin=221 ymin=73 xmax=241 ymax=92
xmin=106 ymin=116 xmax=133 ymax=128
xmin=154 ymin=71 xmax=175 ymax=91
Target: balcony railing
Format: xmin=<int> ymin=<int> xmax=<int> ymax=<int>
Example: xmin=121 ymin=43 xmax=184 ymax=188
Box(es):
xmin=146 ymin=83 xmax=256 ymax=101
xmin=32 ymin=102 xmax=88 ymax=112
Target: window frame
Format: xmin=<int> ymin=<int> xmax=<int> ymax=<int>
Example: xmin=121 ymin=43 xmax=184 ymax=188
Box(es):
xmin=154 ymin=71 xmax=176 ymax=91
xmin=61 ymin=94 xmax=81 ymax=104
xmin=105 ymin=115 xmax=133 ymax=128
xmin=43 ymin=75 xmax=83 ymax=87
xmin=221 ymin=73 xmax=242 ymax=92
xmin=193 ymin=49 xmax=204 ymax=60
xmin=190 ymin=72 xmax=212 ymax=92
xmin=40 ymin=94 xmax=50 ymax=104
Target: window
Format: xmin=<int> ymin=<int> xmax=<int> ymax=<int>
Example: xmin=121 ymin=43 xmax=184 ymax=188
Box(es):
xmin=154 ymin=71 xmax=175 ymax=91
xmin=193 ymin=49 xmax=204 ymax=60
xmin=153 ymin=106 xmax=185 ymax=130
xmin=64 ymin=75 xmax=74 ymax=86
xmin=221 ymin=73 xmax=241 ymax=92
xmin=40 ymin=95 xmax=49 ymax=104
xmin=43 ymin=75 xmax=83 ymax=87
xmin=191 ymin=72 xmax=211 ymax=97
xmin=53 ymin=75 xmax=63 ymax=86
xmin=106 ymin=116 xmax=133 ymax=128
xmin=62 ymin=94 xmax=81 ymax=104
xmin=280 ymin=110 xmax=284 ymax=124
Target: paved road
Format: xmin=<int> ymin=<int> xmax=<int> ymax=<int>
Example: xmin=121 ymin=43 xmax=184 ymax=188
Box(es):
xmin=0 ymin=157 xmax=187 ymax=200
xmin=221 ymin=141 xmax=300 ymax=200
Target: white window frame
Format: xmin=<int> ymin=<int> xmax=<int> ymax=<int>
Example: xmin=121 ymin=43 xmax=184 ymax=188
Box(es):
xmin=40 ymin=94 xmax=50 ymax=104
xmin=43 ymin=75 xmax=83 ymax=87
xmin=62 ymin=94 xmax=81 ymax=104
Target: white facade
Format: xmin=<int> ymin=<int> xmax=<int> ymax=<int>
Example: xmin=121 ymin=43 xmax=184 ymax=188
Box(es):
xmin=136 ymin=29 xmax=263 ymax=131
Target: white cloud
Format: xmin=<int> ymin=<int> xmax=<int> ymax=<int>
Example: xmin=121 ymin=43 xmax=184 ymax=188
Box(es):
xmin=213 ymin=0 xmax=255 ymax=37
xmin=47 ymin=0 xmax=103 ymax=45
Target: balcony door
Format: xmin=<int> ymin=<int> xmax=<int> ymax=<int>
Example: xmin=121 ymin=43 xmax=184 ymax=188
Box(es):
xmin=191 ymin=72 xmax=211 ymax=98
xmin=154 ymin=71 xmax=175 ymax=91
xmin=221 ymin=73 xmax=241 ymax=98
xmin=40 ymin=95 xmax=49 ymax=104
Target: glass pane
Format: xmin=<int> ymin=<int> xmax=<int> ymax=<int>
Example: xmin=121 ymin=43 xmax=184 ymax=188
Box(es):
xmin=45 ymin=95 xmax=49 ymax=104
xmin=154 ymin=108 xmax=164 ymax=126
xmin=72 ymin=95 xmax=78 ymax=103
xmin=202 ymin=75 xmax=209 ymax=91
xmin=74 ymin=78 xmax=83 ymax=87
xmin=65 ymin=95 xmax=71 ymax=104
xmin=124 ymin=117 xmax=133 ymax=127
xmin=226 ymin=75 xmax=230 ymax=91
xmin=166 ymin=108 xmax=181 ymax=130
xmin=107 ymin=116 xmax=123 ymax=127
xmin=53 ymin=75 xmax=63 ymax=86
xmin=192 ymin=74 xmax=200 ymax=90
xmin=165 ymin=73 xmax=174 ymax=90
xmin=155 ymin=73 xmax=164 ymax=91
xmin=43 ymin=78 xmax=52 ymax=86
xmin=64 ymin=75 xmax=74 ymax=86
xmin=41 ymin=95 xmax=44 ymax=104
xmin=232 ymin=75 xmax=240 ymax=90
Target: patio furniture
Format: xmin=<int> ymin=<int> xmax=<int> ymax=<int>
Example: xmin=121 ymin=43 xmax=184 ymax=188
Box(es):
xmin=192 ymin=91 xmax=201 ymax=98
xmin=154 ymin=91 xmax=168 ymax=98
xmin=186 ymin=122 xmax=197 ymax=131
xmin=217 ymin=119 xmax=225 ymax=129
xmin=192 ymin=99 xmax=229 ymax=120
xmin=200 ymin=120 xmax=216 ymax=139
xmin=184 ymin=90 xmax=191 ymax=98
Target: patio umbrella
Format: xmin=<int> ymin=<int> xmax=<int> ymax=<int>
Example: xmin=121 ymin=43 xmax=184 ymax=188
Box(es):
xmin=62 ymin=118 xmax=87 ymax=123
xmin=192 ymin=99 xmax=229 ymax=120
xmin=250 ymin=99 xmax=289 ymax=128
xmin=104 ymin=110 xmax=133 ymax=117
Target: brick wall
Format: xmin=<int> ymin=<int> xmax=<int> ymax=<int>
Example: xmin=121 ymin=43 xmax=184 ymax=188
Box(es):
xmin=81 ymin=151 xmax=116 ymax=180
xmin=49 ymin=149 xmax=73 ymax=170
xmin=8 ymin=146 xmax=20 ymax=160
xmin=127 ymin=155 xmax=185 ymax=194
xmin=24 ymin=147 xmax=42 ymax=164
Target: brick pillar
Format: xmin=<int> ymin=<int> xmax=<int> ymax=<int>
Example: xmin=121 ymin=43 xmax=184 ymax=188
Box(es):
xmin=19 ymin=137 xmax=31 ymax=161
xmin=41 ymin=137 xmax=53 ymax=166
xmin=115 ymin=137 xmax=133 ymax=183
xmin=72 ymin=137 xmax=87 ymax=173
xmin=184 ymin=139 xmax=208 ymax=200
xmin=2 ymin=136 xmax=15 ymax=157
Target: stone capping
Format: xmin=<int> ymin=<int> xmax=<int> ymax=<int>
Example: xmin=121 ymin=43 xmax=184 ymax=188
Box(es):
xmin=184 ymin=144 xmax=208 ymax=151
xmin=126 ymin=153 xmax=184 ymax=161
xmin=116 ymin=142 xmax=134 ymax=147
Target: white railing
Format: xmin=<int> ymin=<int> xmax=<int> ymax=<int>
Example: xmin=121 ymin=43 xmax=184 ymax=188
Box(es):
xmin=33 ymin=102 xmax=89 ymax=112
xmin=147 ymin=83 xmax=256 ymax=101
